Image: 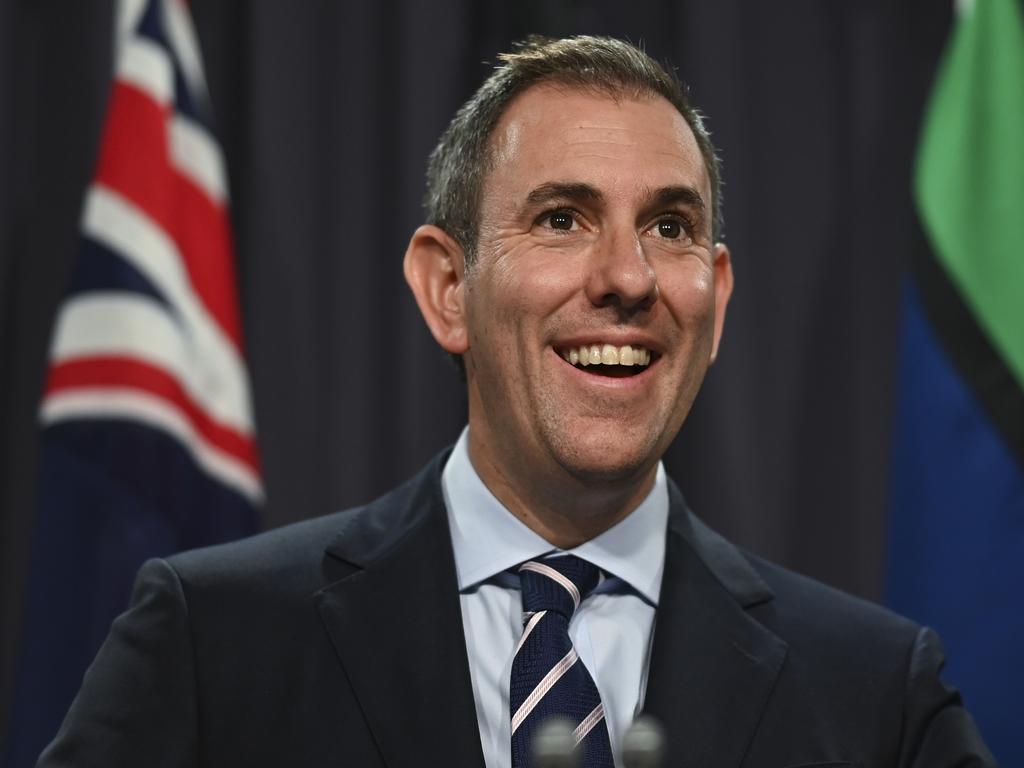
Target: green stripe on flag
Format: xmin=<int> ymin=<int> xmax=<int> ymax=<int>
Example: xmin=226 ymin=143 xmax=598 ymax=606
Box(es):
xmin=915 ymin=0 xmax=1024 ymax=391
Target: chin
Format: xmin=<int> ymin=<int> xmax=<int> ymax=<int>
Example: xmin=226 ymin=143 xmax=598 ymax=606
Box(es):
xmin=549 ymin=429 xmax=662 ymax=486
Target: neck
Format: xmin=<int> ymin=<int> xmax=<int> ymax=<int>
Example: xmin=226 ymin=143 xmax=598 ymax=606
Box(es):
xmin=466 ymin=431 xmax=657 ymax=549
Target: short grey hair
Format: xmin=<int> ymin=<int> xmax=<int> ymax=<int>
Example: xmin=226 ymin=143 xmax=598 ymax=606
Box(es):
xmin=424 ymin=35 xmax=723 ymax=265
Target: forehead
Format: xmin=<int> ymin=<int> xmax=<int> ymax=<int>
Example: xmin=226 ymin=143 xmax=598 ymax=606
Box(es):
xmin=485 ymin=84 xmax=709 ymax=201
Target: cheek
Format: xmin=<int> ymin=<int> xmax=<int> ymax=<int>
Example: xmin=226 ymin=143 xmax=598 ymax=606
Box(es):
xmin=658 ymin=262 xmax=717 ymax=322
xmin=488 ymin=247 xmax=582 ymax=316
xmin=528 ymin=261 xmax=586 ymax=301
xmin=478 ymin=238 xmax=539 ymax=299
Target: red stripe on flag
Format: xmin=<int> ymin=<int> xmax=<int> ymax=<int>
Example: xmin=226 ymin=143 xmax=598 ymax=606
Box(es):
xmin=45 ymin=356 xmax=259 ymax=475
xmin=93 ymin=81 xmax=243 ymax=349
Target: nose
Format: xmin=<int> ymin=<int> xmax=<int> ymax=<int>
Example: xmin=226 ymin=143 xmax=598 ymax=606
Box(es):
xmin=584 ymin=227 xmax=658 ymax=311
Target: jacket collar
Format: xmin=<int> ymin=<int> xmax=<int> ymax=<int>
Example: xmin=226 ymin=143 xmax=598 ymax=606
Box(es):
xmin=316 ymin=449 xmax=486 ymax=768
xmin=642 ymin=480 xmax=788 ymax=767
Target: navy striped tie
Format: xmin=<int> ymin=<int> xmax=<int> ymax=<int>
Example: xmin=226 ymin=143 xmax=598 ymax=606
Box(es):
xmin=510 ymin=556 xmax=614 ymax=767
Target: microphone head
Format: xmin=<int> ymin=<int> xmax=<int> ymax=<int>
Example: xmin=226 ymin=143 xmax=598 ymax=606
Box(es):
xmin=622 ymin=715 xmax=665 ymax=768
xmin=532 ymin=716 xmax=580 ymax=768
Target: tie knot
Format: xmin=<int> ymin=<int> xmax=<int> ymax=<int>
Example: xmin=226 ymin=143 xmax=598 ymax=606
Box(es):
xmin=517 ymin=555 xmax=601 ymax=618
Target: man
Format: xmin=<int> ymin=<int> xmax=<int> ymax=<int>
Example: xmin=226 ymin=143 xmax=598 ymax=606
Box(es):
xmin=40 ymin=36 xmax=994 ymax=767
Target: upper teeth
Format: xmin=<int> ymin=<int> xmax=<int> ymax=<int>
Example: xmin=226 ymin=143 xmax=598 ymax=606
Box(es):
xmin=561 ymin=344 xmax=652 ymax=367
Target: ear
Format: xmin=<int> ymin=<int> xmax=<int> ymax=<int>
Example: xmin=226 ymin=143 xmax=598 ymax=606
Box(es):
xmin=403 ymin=225 xmax=470 ymax=354
xmin=709 ymin=242 xmax=734 ymax=364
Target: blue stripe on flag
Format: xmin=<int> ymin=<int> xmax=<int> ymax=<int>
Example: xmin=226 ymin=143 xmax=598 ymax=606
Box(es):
xmin=887 ymin=280 xmax=1024 ymax=766
xmin=135 ymin=0 xmax=208 ymax=128
xmin=7 ymin=421 xmax=258 ymax=767
xmin=68 ymin=235 xmax=173 ymax=309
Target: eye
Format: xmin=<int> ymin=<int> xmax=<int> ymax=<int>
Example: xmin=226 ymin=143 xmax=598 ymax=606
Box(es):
xmin=647 ymin=215 xmax=693 ymax=245
xmin=540 ymin=209 xmax=578 ymax=231
xmin=658 ymin=219 xmax=682 ymax=239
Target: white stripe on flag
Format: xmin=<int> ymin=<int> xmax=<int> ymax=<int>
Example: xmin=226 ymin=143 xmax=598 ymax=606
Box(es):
xmin=511 ymin=648 xmax=579 ymax=735
xmin=117 ymin=36 xmax=173 ymax=106
xmin=519 ymin=561 xmax=581 ymax=609
xmin=573 ymin=703 xmax=605 ymax=745
xmin=170 ymin=115 xmax=228 ymax=203
xmin=50 ymin=293 xmax=253 ymax=434
xmin=41 ymin=388 xmax=262 ymax=502
xmin=80 ymin=186 xmax=254 ymax=429
xmin=116 ymin=0 xmax=147 ymax=48
xmin=161 ymin=0 xmax=210 ymax=100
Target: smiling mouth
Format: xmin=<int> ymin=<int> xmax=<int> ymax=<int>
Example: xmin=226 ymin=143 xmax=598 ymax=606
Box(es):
xmin=556 ymin=343 xmax=655 ymax=378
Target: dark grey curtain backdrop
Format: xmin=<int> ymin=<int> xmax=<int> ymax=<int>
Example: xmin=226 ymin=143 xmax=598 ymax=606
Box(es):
xmin=0 ymin=0 xmax=950 ymax=748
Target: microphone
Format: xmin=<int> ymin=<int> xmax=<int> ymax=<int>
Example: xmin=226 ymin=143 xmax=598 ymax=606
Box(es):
xmin=532 ymin=716 xmax=580 ymax=768
xmin=622 ymin=715 xmax=665 ymax=768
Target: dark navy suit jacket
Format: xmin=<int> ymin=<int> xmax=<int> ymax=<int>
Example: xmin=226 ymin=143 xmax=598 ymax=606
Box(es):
xmin=39 ymin=450 xmax=995 ymax=767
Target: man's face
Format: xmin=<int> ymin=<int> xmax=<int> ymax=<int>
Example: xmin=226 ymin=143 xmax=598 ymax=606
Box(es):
xmin=460 ymin=85 xmax=732 ymax=490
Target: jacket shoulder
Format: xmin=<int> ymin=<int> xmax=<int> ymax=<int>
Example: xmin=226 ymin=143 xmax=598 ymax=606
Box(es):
xmin=162 ymin=448 xmax=449 ymax=600
xmin=166 ymin=507 xmax=361 ymax=592
xmin=743 ymin=550 xmax=921 ymax=661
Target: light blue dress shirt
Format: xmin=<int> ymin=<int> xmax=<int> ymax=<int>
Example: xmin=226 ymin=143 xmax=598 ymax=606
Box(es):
xmin=441 ymin=428 xmax=668 ymax=768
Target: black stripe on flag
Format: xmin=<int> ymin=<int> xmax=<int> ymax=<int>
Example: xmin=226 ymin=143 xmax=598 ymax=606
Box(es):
xmin=912 ymin=223 xmax=1024 ymax=467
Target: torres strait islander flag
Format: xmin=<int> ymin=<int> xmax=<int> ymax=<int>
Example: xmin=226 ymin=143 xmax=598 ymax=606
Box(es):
xmin=886 ymin=0 xmax=1024 ymax=764
xmin=8 ymin=0 xmax=261 ymax=764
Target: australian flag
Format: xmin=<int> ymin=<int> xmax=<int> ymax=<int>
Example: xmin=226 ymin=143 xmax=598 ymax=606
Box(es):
xmin=7 ymin=1 xmax=261 ymax=764
xmin=886 ymin=0 xmax=1024 ymax=765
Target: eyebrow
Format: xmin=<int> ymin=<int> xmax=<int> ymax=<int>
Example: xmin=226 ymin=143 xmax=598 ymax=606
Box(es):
xmin=525 ymin=182 xmax=604 ymax=208
xmin=647 ymin=185 xmax=706 ymax=214
xmin=524 ymin=182 xmax=705 ymax=213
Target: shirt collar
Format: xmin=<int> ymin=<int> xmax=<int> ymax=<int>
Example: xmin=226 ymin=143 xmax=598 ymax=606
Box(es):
xmin=442 ymin=428 xmax=667 ymax=606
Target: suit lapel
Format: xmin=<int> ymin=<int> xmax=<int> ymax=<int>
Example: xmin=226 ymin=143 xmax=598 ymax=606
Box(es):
xmin=643 ymin=484 xmax=788 ymax=768
xmin=315 ymin=455 xmax=485 ymax=768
